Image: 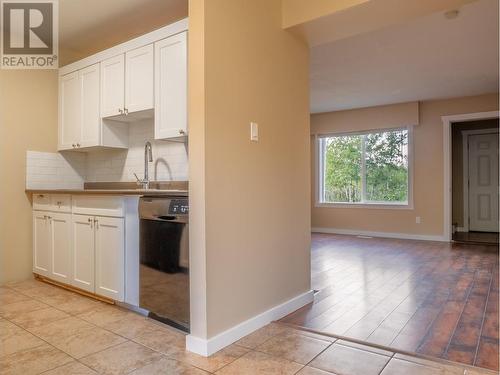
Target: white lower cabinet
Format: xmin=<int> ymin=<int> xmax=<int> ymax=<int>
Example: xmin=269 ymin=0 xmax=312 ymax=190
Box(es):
xmin=95 ymin=216 xmax=124 ymax=300
xmin=33 ymin=212 xmax=51 ymax=277
xmin=50 ymin=213 xmax=72 ymax=284
xmin=72 ymin=214 xmax=125 ymax=300
xmin=33 ymin=211 xmax=72 ymax=283
xmin=72 ymin=214 xmax=95 ymax=293
xmin=33 ymin=194 xmax=126 ymax=302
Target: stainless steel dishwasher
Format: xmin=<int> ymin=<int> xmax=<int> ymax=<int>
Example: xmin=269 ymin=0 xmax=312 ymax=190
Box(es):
xmin=139 ymin=196 xmax=189 ymax=332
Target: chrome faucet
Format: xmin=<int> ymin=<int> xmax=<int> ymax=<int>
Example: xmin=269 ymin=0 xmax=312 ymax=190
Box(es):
xmin=134 ymin=141 xmax=153 ymax=189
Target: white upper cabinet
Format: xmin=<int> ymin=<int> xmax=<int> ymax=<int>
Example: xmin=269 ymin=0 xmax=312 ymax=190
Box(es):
xmin=100 ymin=55 xmax=125 ymax=118
xmin=58 ymin=19 xmax=188 ymax=148
xmin=80 ymin=63 xmax=101 ymax=147
xmin=59 ymin=71 xmax=80 ymax=150
xmin=125 ymin=44 xmax=154 ymax=114
xmin=154 ymin=32 xmax=187 ymax=140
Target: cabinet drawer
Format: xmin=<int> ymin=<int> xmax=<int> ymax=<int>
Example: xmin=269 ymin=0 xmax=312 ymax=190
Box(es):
xmin=33 ymin=194 xmax=51 ymax=211
xmin=51 ymin=195 xmax=72 ymax=213
xmin=72 ymin=195 xmax=124 ymax=217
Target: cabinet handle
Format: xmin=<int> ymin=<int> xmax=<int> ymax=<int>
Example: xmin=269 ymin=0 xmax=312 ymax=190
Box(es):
xmin=38 ymin=194 xmax=44 ymax=198
xmin=88 ymin=217 xmax=93 ymax=228
xmin=124 ymin=108 xmax=129 ymax=115
xmin=94 ymin=218 xmax=99 ymax=229
xmin=179 ymin=129 xmax=185 ymax=135
xmin=72 ymin=144 xmax=76 ymax=148
xmin=118 ymin=108 xmax=123 ymax=114
xmin=76 ymin=143 xmax=81 ymax=148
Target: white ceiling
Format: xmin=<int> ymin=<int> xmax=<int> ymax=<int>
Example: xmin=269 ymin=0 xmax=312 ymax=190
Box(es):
xmin=310 ymin=0 xmax=499 ymax=113
xmin=59 ymin=0 xmax=187 ymax=66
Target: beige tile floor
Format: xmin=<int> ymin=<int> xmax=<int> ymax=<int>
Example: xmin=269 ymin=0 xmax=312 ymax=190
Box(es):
xmin=0 ymin=278 xmax=497 ymax=375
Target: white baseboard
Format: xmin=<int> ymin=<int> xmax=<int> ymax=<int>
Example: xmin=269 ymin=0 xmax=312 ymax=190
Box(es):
xmin=312 ymin=227 xmax=448 ymax=242
xmin=186 ymin=290 xmax=314 ymax=357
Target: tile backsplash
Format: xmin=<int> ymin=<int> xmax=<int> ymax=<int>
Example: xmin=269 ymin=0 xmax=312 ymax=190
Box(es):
xmin=85 ymin=119 xmax=188 ymax=182
xmin=26 ymin=151 xmax=86 ymax=189
xmin=26 ymin=119 xmax=188 ymax=189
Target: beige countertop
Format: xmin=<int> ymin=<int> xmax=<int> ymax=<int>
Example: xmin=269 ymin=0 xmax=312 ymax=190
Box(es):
xmin=26 ymin=188 xmax=188 ymax=196
xmin=26 ymin=181 xmax=189 ymax=196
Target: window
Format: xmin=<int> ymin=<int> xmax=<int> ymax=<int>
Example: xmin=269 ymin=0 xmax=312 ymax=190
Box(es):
xmin=317 ymin=128 xmax=411 ymax=206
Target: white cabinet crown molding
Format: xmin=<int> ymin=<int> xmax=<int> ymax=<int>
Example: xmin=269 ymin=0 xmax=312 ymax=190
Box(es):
xmin=59 ymin=18 xmax=188 ymax=76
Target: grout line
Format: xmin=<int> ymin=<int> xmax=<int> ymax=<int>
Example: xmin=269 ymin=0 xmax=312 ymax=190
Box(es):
xmin=442 ymin=268 xmax=479 ymax=357
xmin=472 ymin=266 xmax=494 ymax=367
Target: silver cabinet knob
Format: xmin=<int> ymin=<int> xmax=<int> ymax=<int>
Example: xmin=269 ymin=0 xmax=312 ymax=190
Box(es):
xmin=118 ymin=108 xmax=123 ymax=114
xmin=179 ymin=129 xmax=185 ymax=135
xmin=124 ymin=108 xmax=129 ymax=115
xmin=76 ymin=143 xmax=81 ymax=147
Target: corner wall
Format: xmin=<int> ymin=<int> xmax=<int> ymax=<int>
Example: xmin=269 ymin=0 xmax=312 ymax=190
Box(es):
xmin=0 ymin=70 xmax=58 ymax=283
xmin=311 ymin=93 xmax=499 ymax=238
xmin=189 ymin=0 xmax=311 ymax=350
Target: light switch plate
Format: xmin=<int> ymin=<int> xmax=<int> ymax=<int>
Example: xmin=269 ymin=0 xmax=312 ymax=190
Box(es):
xmin=250 ymin=122 xmax=258 ymax=141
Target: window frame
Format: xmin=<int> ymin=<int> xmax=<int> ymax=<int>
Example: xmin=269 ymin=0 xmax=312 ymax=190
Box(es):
xmin=315 ymin=126 xmax=414 ymax=210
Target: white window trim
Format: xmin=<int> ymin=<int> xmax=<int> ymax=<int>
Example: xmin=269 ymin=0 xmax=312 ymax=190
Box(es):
xmin=315 ymin=126 xmax=414 ymax=210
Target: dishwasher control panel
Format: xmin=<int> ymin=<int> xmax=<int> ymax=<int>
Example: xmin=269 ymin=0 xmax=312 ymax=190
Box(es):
xmin=169 ymin=199 xmax=189 ymax=215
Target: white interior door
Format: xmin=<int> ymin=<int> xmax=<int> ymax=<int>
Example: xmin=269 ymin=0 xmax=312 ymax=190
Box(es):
xmin=468 ymin=133 xmax=499 ymax=232
xmin=125 ymin=44 xmax=154 ymax=113
xmin=95 ymin=216 xmax=124 ymax=301
xmin=50 ymin=213 xmax=73 ymax=284
xmin=72 ymin=214 xmax=95 ymax=293
xmin=33 ymin=212 xmax=51 ymax=277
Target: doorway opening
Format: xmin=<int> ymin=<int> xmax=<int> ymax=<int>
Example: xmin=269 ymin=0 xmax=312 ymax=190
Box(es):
xmin=451 ymin=118 xmax=499 ymax=244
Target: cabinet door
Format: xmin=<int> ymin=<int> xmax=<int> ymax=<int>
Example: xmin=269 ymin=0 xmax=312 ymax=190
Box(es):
xmin=59 ymin=71 xmax=81 ymax=150
xmin=72 ymin=215 xmax=95 ymax=293
xmin=49 ymin=213 xmax=72 ymax=284
xmin=80 ymin=63 xmax=101 ymax=147
xmin=33 ymin=212 xmax=51 ymax=277
xmin=95 ymin=216 xmax=124 ymax=301
xmin=100 ymin=54 xmax=125 ymax=118
xmin=154 ymin=32 xmax=187 ymax=139
xmin=125 ymin=44 xmax=154 ymax=113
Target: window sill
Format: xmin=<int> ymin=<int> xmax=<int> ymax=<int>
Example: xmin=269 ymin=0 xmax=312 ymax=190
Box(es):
xmin=315 ymin=202 xmax=414 ymax=210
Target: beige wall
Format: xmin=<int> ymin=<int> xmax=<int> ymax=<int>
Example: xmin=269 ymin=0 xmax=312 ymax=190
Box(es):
xmin=311 ymin=94 xmax=499 ymax=236
xmin=0 ymin=70 xmax=58 ymax=283
xmin=451 ymin=119 xmax=499 ymax=228
xmin=189 ymin=0 xmax=311 ymax=339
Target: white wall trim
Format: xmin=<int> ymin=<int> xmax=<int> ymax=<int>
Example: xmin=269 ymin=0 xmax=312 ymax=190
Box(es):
xmin=442 ymin=111 xmax=499 ymax=241
xmin=186 ymin=290 xmax=314 ymax=357
xmin=59 ymin=18 xmax=188 ymax=75
xmin=312 ymin=227 xmax=447 ymax=242
xmin=461 ymin=128 xmax=499 ymax=233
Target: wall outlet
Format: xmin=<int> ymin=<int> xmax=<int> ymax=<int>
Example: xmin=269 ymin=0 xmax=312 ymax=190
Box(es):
xmin=250 ymin=122 xmax=258 ymax=142
xmin=416 ymin=216 xmax=421 ymax=224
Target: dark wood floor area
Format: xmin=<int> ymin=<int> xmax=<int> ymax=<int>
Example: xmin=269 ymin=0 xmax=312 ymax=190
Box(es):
xmin=453 ymin=231 xmax=499 ymax=245
xmin=281 ymin=233 xmax=499 ymax=371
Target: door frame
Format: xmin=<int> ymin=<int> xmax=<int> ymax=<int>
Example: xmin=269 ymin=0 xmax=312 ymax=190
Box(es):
xmin=442 ymin=111 xmax=499 ymax=241
xmin=461 ymin=128 xmax=499 ymax=232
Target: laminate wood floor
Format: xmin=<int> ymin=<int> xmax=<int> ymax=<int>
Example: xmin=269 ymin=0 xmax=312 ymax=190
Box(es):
xmin=280 ymin=233 xmax=499 ymax=371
